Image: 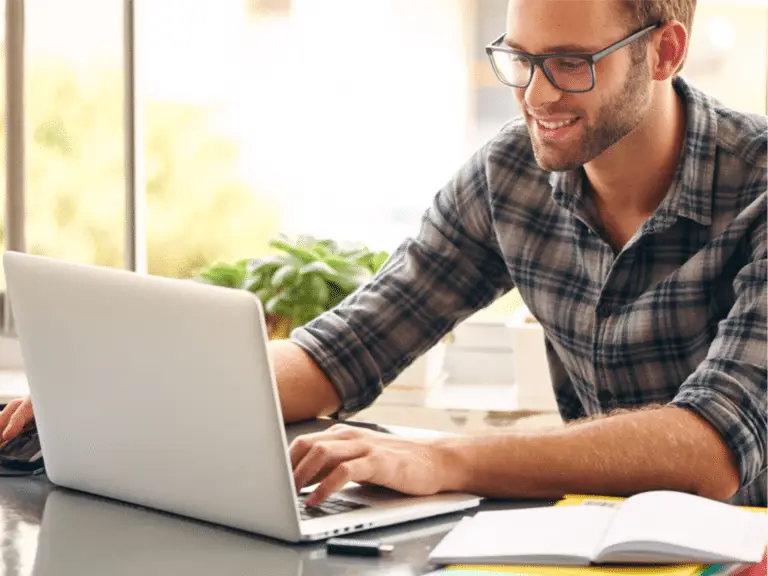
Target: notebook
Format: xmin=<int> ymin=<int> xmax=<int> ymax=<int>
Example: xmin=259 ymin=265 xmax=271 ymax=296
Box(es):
xmin=428 ymin=490 xmax=768 ymax=566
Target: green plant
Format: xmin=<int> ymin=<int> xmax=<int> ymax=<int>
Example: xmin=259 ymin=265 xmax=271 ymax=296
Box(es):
xmin=197 ymin=234 xmax=390 ymax=339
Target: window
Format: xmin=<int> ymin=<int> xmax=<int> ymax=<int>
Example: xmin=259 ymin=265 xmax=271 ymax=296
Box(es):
xmin=138 ymin=1 xmax=283 ymax=278
xmin=228 ymin=0 xmax=477 ymax=252
xmin=24 ymin=0 xmax=126 ymax=271
xmin=681 ymin=1 xmax=768 ymax=115
xmin=1 ymin=0 xmax=126 ymax=334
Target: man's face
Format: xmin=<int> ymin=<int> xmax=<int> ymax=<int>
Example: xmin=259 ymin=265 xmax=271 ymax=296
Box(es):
xmin=505 ymin=0 xmax=653 ymax=172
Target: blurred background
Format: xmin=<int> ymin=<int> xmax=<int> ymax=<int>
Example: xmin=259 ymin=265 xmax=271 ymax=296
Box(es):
xmin=0 ymin=0 xmax=765 ymax=289
xmin=0 ymin=0 xmax=765 ymax=429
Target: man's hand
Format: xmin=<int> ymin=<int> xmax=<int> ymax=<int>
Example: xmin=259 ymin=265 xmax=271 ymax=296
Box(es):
xmin=0 ymin=396 xmax=34 ymax=442
xmin=289 ymin=424 xmax=452 ymax=506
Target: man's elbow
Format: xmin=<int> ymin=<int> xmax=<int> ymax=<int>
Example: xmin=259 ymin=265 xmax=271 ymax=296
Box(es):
xmin=695 ymin=447 xmax=742 ymax=502
xmin=677 ymin=406 xmax=743 ymax=502
xmin=697 ymin=470 xmax=740 ymax=502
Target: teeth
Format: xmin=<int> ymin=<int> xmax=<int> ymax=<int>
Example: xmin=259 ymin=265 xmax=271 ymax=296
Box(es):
xmin=538 ymin=118 xmax=577 ymax=129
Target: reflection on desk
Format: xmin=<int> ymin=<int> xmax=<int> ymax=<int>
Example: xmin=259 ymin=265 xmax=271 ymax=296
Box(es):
xmin=33 ymin=489 xmax=310 ymax=576
xmin=29 ymin=487 xmax=475 ymax=576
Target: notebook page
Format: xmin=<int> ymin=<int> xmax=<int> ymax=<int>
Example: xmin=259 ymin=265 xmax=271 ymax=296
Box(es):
xmin=595 ymin=491 xmax=767 ymax=563
xmin=429 ymin=506 xmax=617 ymax=565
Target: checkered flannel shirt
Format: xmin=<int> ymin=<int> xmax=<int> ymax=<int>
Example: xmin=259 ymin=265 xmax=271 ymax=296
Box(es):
xmin=291 ymin=76 xmax=768 ymax=506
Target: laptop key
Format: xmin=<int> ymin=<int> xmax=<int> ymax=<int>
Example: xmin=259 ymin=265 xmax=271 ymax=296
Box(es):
xmin=298 ymin=495 xmax=370 ymax=520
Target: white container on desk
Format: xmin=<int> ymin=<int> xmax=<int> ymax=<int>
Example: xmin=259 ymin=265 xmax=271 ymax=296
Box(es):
xmin=378 ymin=342 xmax=448 ymax=406
xmin=507 ymin=306 xmax=559 ymax=412
xmin=444 ymin=316 xmax=516 ymax=385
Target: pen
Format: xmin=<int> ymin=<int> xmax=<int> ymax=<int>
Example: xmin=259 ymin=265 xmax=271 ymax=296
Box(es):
xmin=326 ymin=538 xmax=394 ymax=557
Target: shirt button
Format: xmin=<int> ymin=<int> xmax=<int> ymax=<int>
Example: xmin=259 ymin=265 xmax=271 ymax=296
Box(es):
xmin=596 ymin=303 xmax=612 ymax=318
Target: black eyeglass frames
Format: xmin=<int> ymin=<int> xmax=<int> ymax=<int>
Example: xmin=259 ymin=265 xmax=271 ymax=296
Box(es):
xmin=485 ymin=24 xmax=660 ymax=93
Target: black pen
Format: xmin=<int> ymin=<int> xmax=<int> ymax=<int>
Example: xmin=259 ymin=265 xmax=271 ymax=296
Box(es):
xmin=326 ymin=538 xmax=394 ymax=557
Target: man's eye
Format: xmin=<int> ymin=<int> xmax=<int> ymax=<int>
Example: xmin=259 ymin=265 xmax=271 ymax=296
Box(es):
xmin=553 ymin=58 xmax=587 ymax=72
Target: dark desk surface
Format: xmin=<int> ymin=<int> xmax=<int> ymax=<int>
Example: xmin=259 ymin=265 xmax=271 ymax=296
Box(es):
xmin=0 ymin=420 xmax=553 ymax=576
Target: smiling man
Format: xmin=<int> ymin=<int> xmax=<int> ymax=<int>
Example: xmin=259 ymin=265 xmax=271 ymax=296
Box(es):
xmin=1 ymin=0 xmax=766 ymax=509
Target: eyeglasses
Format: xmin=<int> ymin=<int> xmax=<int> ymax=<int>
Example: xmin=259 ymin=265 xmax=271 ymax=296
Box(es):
xmin=485 ymin=24 xmax=660 ymax=93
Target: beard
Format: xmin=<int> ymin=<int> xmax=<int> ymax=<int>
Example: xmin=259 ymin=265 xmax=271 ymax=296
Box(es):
xmin=527 ymin=60 xmax=653 ymax=172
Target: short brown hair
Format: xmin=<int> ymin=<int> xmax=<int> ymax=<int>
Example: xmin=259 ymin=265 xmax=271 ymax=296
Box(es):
xmin=617 ymin=0 xmax=697 ymax=71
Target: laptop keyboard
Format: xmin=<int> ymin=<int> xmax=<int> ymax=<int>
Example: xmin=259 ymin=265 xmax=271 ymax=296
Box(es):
xmin=297 ymin=495 xmax=369 ymax=520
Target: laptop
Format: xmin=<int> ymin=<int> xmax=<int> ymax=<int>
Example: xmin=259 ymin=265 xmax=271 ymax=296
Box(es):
xmin=2 ymin=251 xmax=480 ymax=542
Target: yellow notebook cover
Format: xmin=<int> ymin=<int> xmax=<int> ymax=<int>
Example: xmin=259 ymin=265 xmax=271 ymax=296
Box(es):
xmin=445 ymin=565 xmax=706 ymax=575
xmin=445 ymin=493 xmax=767 ymax=576
xmin=557 ymin=493 xmax=768 ymax=514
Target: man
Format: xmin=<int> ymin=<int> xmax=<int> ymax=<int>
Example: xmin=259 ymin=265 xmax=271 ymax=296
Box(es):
xmin=2 ymin=0 xmax=766 ymax=508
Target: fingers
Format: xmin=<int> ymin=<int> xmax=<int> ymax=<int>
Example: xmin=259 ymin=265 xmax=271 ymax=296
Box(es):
xmin=289 ymin=424 xmax=364 ymax=469
xmin=0 ymin=399 xmax=22 ymax=432
xmin=306 ymin=458 xmax=374 ymax=507
xmin=293 ymin=439 xmax=368 ymax=493
xmin=0 ymin=397 xmax=32 ymax=442
xmin=289 ymin=424 xmax=386 ymax=506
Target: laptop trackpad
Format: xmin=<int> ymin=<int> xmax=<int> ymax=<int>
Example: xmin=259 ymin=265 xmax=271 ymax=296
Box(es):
xmin=338 ymin=483 xmax=411 ymax=504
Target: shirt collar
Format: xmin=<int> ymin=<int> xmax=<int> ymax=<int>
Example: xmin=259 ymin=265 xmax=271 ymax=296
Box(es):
xmin=548 ymin=76 xmax=717 ymax=229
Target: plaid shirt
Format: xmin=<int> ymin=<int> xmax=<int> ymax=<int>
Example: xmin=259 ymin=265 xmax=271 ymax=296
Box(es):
xmin=291 ymin=77 xmax=767 ymax=507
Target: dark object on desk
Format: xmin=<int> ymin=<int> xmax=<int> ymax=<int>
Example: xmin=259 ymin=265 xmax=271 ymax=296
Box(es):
xmin=339 ymin=420 xmax=393 ymax=434
xmin=326 ymin=538 xmax=394 ymax=557
xmin=284 ymin=417 xmax=393 ymax=445
xmin=0 ymin=420 xmax=45 ymax=477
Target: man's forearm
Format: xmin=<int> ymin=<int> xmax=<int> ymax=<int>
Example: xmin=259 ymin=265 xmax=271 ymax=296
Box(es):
xmin=269 ymin=340 xmax=341 ymax=423
xmin=439 ymin=406 xmax=741 ymax=501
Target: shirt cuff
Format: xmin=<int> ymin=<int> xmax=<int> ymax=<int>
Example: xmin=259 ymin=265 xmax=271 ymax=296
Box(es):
xmin=669 ymin=377 xmax=766 ymax=492
xmin=289 ymin=313 xmax=384 ymax=419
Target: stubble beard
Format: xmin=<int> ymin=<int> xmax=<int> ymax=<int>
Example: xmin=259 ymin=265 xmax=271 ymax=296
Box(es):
xmin=529 ymin=61 xmax=653 ymax=172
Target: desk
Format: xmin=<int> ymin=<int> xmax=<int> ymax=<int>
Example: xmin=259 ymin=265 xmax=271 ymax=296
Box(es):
xmin=0 ymin=420 xmax=554 ymax=576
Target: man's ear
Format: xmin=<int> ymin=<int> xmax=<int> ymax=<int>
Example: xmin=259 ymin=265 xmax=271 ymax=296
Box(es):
xmin=651 ymin=20 xmax=689 ymax=80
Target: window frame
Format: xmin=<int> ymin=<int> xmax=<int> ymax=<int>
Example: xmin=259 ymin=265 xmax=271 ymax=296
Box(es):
xmin=0 ymin=0 xmax=146 ymax=358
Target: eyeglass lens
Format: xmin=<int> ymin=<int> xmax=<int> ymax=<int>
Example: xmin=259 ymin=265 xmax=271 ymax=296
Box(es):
xmin=490 ymin=52 xmax=593 ymax=91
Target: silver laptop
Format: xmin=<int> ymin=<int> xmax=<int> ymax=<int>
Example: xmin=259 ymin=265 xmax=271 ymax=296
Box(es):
xmin=2 ymin=251 xmax=480 ymax=542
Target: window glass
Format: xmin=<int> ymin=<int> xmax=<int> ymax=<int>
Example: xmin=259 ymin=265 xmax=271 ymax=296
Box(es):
xmin=22 ymin=0 xmax=126 ymax=274
xmin=681 ymin=1 xmax=767 ymax=115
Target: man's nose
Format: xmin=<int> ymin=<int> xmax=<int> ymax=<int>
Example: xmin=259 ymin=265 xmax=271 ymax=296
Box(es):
xmin=523 ymin=66 xmax=563 ymax=110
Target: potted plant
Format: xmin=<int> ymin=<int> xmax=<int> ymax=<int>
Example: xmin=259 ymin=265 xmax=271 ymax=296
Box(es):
xmin=195 ymin=234 xmax=390 ymax=339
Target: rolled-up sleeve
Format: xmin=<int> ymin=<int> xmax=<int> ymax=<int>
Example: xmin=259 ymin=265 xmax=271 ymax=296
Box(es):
xmin=289 ymin=144 xmax=515 ymax=416
xmin=669 ymin=195 xmax=767 ymax=498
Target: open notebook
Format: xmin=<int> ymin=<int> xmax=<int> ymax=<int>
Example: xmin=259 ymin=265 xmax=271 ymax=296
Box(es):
xmin=429 ymin=491 xmax=767 ymax=566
